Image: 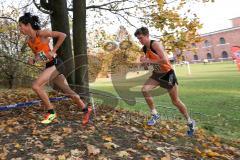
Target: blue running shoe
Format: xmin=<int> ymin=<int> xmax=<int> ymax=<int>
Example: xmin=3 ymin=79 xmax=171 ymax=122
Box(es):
xmin=147 ymin=114 xmax=160 ymax=126
xmin=187 ymin=119 xmax=196 ymax=136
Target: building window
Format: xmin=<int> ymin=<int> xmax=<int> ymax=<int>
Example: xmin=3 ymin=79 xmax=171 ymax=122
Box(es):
xmin=204 ymin=40 xmax=211 ymax=47
xmin=219 ymin=37 xmax=226 ymax=44
xmin=207 ymin=53 xmax=212 ymax=59
xmin=182 ymin=55 xmax=185 ymax=61
xmin=193 ymin=54 xmax=198 ymax=60
xmin=222 ymin=51 xmax=228 ymax=58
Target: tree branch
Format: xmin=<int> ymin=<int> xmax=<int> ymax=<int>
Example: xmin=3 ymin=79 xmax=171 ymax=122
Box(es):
xmin=0 ymin=16 xmax=17 ymax=23
xmin=103 ymin=10 xmax=137 ymax=28
xmin=87 ymin=0 xmax=128 ymax=9
xmin=165 ymin=0 xmax=178 ymax=4
xmin=68 ymin=0 xmax=128 ymax=11
xmin=33 ymin=0 xmax=52 ymax=14
xmin=19 ymin=0 xmax=33 ymax=10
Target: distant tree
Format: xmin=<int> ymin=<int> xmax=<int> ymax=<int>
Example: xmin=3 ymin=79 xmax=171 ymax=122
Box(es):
xmin=0 ymin=9 xmax=36 ymax=88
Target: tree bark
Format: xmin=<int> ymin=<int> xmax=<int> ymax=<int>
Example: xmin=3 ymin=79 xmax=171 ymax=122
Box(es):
xmin=73 ymin=0 xmax=89 ymax=101
xmin=48 ymin=0 xmax=75 ymax=83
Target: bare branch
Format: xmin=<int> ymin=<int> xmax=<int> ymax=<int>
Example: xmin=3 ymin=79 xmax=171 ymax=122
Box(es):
xmin=0 ymin=16 xmax=17 ymax=23
xmin=19 ymin=0 xmax=33 ymax=10
xmin=115 ymin=12 xmax=137 ymax=28
xmin=87 ymin=0 xmax=128 ymax=9
xmin=68 ymin=0 xmax=128 ymax=11
xmin=165 ymin=0 xmax=178 ymax=4
xmin=99 ymin=9 xmax=137 ymax=28
xmin=33 ymin=0 xmax=52 ymax=14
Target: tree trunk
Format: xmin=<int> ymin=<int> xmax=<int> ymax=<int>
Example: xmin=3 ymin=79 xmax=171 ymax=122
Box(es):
xmin=49 ymin=0 xmax=75 ymax=84
xmin=8 ymin=75 xmax=14 ymax=89
xmin=73 ymin=0 xmax=89 ymax=101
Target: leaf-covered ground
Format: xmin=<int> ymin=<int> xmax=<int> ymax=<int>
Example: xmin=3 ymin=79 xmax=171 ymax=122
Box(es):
xmin=0 ymin=89 xmax=239 ymax=160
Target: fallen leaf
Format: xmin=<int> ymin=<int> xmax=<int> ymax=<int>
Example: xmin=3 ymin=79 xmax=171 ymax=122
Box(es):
xmin=102 ymin=135 xmax=112 ymax=142
xmin=34 ymin=140 xmax=44 ymax=149
xmin=142 ymin=155 xmax=154 ymax=160
xmin=161 ymin=153 xmax=171 ymax=160
xmin=103 ymin=142 xmax=119 ymax=149
xmin=144 ymin=131 xmax=153 ymax=138
xmin=51 ymin=135 xmax=63 ymax=144
xmin=97 ymin=155 xmax=109 ymax=160
xmin=70 ymin=149 xmax=85 ymax=157
xmin=156 ymin=147 xmax=166 ymax=153
xmin=130 ymin=127 xmax=141 ymax=133
xmin=101 ymin=115 xmax=107 ymax=121
xmin=205 ymin=149 xmax=221 ymax=157
xmin=57 ymin=154 xmax=66 ymax=160
xmin=62 ymin=127 xmax=72 ymax=134
xmin=116 ymin=151 xmax=130 ymax=157
xmin=194 ymin=147 xmax=202 ymax=155
xmin=14 ymin=143 xmax=21 ymax=149
xmin=33 ymin=153 xmax=56 ymax=160
xmin=45 ymin=149 xmax=58 ymax=154
xmin=126 ymin=148 xmax=138 ymax=153
xmin=87 ymin=144 xmax=101 ymax=156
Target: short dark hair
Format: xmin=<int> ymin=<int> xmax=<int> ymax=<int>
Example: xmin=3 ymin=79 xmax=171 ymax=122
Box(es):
xmin=19 ymin=12 xmax=41 ymax=30
xmin=134 ymin=27 xmax=149 ymax=37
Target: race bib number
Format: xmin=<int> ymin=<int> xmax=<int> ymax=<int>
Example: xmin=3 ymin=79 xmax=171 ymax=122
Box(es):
xmin=153 ymin=64 xmax=161 ymax=71
xmin=37 ymin=51 xmax=49 ymax=62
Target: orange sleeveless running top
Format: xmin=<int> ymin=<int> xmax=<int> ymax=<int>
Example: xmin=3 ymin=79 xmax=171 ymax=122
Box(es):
xmin=27 ymin=35 xmax=53 ymax=62
xmin=143 ymin=40 xmax=172 ymax=73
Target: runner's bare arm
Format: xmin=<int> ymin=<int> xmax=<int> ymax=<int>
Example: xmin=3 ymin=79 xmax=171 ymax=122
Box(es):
xmin=38 ymin=30 xmax=66 ymax=53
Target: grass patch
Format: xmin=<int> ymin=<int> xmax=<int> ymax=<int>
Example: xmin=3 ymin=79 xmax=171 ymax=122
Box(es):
xmin=90 ymin=62 xmax=240 ymax=140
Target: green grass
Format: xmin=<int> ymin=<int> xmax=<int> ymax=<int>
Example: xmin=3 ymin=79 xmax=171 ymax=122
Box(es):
xmin=90 ymin=61 xmax=240 ymax=140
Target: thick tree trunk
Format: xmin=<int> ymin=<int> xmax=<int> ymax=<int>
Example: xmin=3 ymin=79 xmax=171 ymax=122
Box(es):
xmin=73 ymin=0 xmax=89 ymax=101
xmin=48 ymin=0 xmax=75 ymax=84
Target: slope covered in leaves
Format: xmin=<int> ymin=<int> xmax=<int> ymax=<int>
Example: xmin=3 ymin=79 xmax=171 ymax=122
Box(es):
xmin=0 ymin=89 xmax=239 ymax=160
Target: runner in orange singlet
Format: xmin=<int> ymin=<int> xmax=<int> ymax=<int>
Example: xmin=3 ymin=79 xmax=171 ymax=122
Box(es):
xmin=18 ymin=13 xmax=91 ymax=125
xmin=134 ymin=27 xmax=195 ymax=136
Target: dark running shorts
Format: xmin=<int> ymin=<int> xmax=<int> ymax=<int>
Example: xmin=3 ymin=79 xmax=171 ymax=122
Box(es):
xmin=150 ymin=69 xmax=178 ymax=89
xmin=45 ymin=57 xmax=66 ymax=75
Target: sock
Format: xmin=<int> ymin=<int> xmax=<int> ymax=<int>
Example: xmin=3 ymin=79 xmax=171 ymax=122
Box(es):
xmin=48 ymin=109 xmax=55 ymax=114
xmin=187 ymin=117 xmax=192 ymax=124
xmin=151 ymin=108 xmax=158 ymax=115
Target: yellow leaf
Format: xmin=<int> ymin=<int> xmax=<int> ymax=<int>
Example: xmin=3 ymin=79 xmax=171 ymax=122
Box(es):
xmin=194 ymin=147 xmax=201 ymax=155
xmin=7 ymin=127 xmax=14 ymax=133
xmin=205 ymin=149 xmax=221 ymax=157
xmin=175 ymin=132 xmax=185 ymax=137
xmin=58 ymin=155 xmax=66 ymax=160
xmin=214 ymin=142 xmax=221 ymax=147
xmin=202 ymin=143 xmax=209 ymax=148
xmin=14 ymin=143 xmax=21 ymax=149
xmin=170 ymin=137 xmax=177 ymax=142
xmin=103 ymin=142 xmax=119 ymax=149
xmin=62 ymin=127 xmax=72 ymax=134
xmin=116 ymin=151 xmax=130 ymax=157
xmin=102 ymin=135 xmax=112 ymax=142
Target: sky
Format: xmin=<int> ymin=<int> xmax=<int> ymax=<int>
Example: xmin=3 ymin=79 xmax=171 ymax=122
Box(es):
xmin=1 ymin=0 xmax=240 ymax=35
xmin=100 ymin=0 xmax=240 ymax=38
xmin=191 ymin=0 xmax=240 ymax=34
